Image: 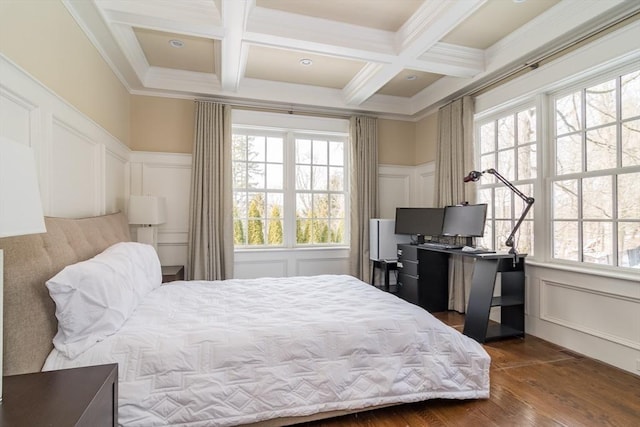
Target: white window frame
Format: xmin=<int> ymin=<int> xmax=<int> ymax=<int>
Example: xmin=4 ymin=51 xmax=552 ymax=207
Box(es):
xmin=474 ymin=62 xmax=640 ymax=274
xmin=548 ymin=63 xmax=640 ymax=270
xmin=232 ymin=110 xmax=350 ymax=250
xmin=474 ymin=100 xmax=541 ymax=258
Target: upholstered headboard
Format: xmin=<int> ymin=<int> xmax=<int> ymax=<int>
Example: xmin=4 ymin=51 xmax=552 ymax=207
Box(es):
xmin=0 ymin=212 xmax=130 ymax=375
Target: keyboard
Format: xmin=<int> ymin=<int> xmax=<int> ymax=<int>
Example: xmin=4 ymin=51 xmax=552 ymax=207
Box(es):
xmin=420 ymin=242 xmax=463 ymax=250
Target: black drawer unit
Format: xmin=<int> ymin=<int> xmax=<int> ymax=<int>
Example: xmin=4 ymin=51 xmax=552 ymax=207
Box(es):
xmin=396 ymin=244 xmax=448 ymax=312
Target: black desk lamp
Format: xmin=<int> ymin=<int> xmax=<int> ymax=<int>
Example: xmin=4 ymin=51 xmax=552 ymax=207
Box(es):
xmin=464 ymin=169 xmax=534 ymax=261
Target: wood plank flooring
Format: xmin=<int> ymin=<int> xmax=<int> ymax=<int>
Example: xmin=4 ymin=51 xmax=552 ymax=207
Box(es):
xmin=300 ymin=311 xmax=640 ymax=426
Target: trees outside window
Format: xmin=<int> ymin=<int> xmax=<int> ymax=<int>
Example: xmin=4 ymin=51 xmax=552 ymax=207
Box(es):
xmin=552 ymin=68 xmax=640 ymax=267
xmin=232 ymin=129 xmax=348 ymax=248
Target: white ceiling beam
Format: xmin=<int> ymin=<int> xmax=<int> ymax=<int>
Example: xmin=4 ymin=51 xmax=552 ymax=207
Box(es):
xmin=103 ymin=9 xmax=224 ymax=39
xmin=246 ymin=6 xmax=396 ymax=59
xmin=409 ymin=42 xmax=484 ymax=77
xmin=220 ymin=0 xmax=252 ymax=92
xmin=343 ymin=0 xmax=487 ymax=106
xmin=96 ymin=0 xmax=222 ymax=28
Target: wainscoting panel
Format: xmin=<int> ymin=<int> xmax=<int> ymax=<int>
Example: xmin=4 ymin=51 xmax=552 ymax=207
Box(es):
xmin=297 ymin=257 xmax=350 ymax=276
xmin=105 ymin=148 xmax=128 ymax=214
xmin=234 ymin=259 xmax=288 ymax=279
xmin=129 ymin=152 xmax=193 ymax=266
xmin=540 ymin=279 xmax=640 ymax=350
xmin=378 ymin=165 xmax=412 ymax=219
xmin=0 ymin=54 xmax=130 ymax=218
xmin=50 ymin=119 xmax=101 ymax=217
xmin=0 ymin=86 xmax=35 ymax=147
xmin=415 ymin=162 xmax=436 ymax=207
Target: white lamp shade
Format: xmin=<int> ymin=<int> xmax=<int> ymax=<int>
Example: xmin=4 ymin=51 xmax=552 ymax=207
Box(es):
xmin=0 ymin=137 xmax=46 ymax=238
xmin=128 ymin=195 xmax=167 ymax=225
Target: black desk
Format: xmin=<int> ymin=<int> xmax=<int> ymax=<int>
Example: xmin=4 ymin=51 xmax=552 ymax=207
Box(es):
xmin=397 ymin=244 xmax=526 ymax=343
xmin=370 ymin=259 xmax=398 ymax=290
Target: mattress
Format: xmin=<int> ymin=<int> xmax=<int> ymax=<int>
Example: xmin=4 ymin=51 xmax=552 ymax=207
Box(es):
xmin=43 ymin=274 xmax=490 ymax=426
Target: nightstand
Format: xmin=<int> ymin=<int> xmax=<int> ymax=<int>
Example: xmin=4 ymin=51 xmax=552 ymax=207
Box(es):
xmin=162 ymin=265 xmax=185 ymax=283
xmin=0 ymin=363 xmax=118 ymax=426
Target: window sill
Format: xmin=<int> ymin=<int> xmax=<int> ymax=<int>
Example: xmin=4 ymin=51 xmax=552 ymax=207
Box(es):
xmin=234 ymin=246 xmax=349 ymax=253
xmin=526 ymin=259 xmax=640 ymax=283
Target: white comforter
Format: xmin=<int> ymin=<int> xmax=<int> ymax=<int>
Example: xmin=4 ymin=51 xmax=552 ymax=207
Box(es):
xmin=43 ymin=275 xmax=490 ymax=426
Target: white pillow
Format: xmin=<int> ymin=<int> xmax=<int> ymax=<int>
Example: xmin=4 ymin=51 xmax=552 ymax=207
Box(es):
xmin=46 ymin=242 xmax=162 ymax=358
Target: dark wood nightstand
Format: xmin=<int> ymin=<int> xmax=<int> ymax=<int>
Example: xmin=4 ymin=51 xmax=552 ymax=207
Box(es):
xmin=162 ymin=265 xmax=185 ymax=283
xmin=0 ymin=363 xmax=118 ymax=426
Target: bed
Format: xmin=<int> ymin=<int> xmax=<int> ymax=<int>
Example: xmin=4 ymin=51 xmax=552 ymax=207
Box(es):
xmin=1 ymin=212 xmax=490 ymax=426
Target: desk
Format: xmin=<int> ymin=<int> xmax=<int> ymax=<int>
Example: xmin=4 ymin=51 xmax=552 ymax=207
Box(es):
xmin=397 ymin=244 xmax=526 ymax=343
xmin=370 ymin=259 xmax=398 ymax=290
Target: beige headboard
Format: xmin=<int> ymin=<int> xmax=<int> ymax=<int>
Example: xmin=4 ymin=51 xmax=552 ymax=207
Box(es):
xmin=0 ymin=212 xmax=130 ymax=375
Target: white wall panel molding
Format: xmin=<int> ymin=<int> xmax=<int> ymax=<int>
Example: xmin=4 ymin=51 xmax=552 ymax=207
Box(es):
xmin=233 ymin=247 xmax=350 ymax=279
xmin=129 ymin=151 xmax=193 ymax=266
xmin=297 ymin=257 xmax=350 ymax=277
xmin=378 ymin=164 xmax=413 ymax=219
xmin=539 ymin=279 xmax=640 ymax=351
xmin=0 ymin=54 xmax=130 ymax=218
xmin=414 ymin=161 xmax=436 ymax=207
xmin=50 ymin=117 xmax=102 ymax=217
xmin=234 ymin=259 xmax=288 ymax=279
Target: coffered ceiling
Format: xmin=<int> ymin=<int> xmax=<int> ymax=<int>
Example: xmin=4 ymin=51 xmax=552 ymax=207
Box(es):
xmin=63 ymin=0 xmax=640 ymax=119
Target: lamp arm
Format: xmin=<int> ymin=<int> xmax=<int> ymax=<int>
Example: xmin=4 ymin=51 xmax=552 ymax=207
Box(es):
xmin=484 ymin=168 xmax=535 ymax=254
xmin=484 ymin=168 xmax=532 ymax=204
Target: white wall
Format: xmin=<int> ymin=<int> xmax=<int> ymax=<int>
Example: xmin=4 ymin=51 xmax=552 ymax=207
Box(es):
xmin=0 ymin=54 xmax=128 ymax=218
xmin=378 ymin=162 xmax=436 ymax=219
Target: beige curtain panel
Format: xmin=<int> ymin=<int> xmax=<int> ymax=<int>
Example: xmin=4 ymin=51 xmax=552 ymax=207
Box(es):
xmin=435 ymin=96 xmax=476 ymax=313
xmin=187 ymin=101 xmax=234 ymax=280
xmin=349 ymin=116 xmax=378 ymax=282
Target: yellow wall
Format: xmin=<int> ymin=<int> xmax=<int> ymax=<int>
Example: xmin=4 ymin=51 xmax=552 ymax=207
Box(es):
xmin=130 ymin=96 xmax=195 ymax=153
xmin=378 ymin=114 xmax=438 ymax=166
xmin=415 ymin=112 xmax=438 ymax=164
xmin=378 ymin=119 xmax=415 ymax=166
xmin=0 ymin=0 xmax=130 ymax=145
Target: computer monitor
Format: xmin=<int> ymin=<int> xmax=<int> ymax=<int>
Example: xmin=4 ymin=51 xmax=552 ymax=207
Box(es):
xmin=394 ymin=208 xmax=445 ymax=238
xmin=441 ymin=204 xmax=488 ymax=237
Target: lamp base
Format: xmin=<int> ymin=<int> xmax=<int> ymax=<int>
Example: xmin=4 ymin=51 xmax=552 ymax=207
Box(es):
xmin=136 ymin=226 xmax=158 ymax=251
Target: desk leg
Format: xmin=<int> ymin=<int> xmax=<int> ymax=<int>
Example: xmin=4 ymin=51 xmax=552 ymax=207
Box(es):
xmin=370 ymin=261 xmax=376 ymax=286
xmin=463 ymin=259 xmax=499 ymax=343
xmin=384 ymin=263 xmax=390 ymax=291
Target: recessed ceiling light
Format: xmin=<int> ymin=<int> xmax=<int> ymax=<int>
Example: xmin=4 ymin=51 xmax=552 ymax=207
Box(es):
xmin=299 ymin=58 xmax=313 ymax=66
xmin=513 ymin=0 xmax=527 ymax=3
xmin=406 ymin=75 xmax=417 ymax=81
xmin=169 ymin=39 xmax=184 ymax=48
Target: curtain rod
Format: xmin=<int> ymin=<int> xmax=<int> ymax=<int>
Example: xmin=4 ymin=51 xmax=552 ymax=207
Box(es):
xmin=193 ymin=97 xmax=356 ymax=120
xmin=467 ymin=9 xmax=640 ymax=98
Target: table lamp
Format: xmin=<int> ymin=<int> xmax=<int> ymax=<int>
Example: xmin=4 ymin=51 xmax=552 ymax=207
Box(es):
xmin=464 ymin=168 xmax=534 ymax=260
xmin=0 ymin=137 xmax=47 ymax=402
xmin=127 ymin=195 xmax=167 ymax=251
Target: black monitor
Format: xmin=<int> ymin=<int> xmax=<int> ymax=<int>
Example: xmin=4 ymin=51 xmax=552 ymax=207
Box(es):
xmin=441 ymin=204 xmax=488 ymax=237
xmin=394 ymin=208 xmax=445 ymax=237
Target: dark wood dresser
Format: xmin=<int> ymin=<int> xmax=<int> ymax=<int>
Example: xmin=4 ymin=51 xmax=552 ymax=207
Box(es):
xmin=0 ymin=363 xmax=118 ymax=426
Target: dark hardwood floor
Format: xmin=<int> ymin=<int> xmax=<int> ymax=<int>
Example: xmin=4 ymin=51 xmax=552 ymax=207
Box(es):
xmin=301 ymin=311 xmax=640 ymax=426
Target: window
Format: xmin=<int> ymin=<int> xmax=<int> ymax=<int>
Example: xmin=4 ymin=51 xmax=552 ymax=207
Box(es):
xmin=551 ymin=69 xmax=640 ymax=267
xmin=476 ymin=106 xmax=537 ymax=255
xmin=232 ymin=127 xmax=348 ymax=248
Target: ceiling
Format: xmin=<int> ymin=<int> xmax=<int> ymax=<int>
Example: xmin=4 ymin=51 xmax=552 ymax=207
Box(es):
xmin=64 ymin=0 xmax=640 ymax=119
